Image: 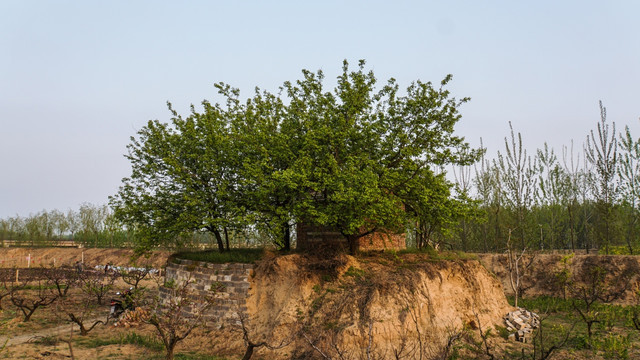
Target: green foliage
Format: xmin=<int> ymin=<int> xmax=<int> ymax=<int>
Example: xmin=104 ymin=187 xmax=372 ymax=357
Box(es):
xmin=173 ymin=248 xmax=264 ymax=264
xmin=7 ymin=100 xmax=640 ymax=256
xmin=600 ymin=245 xmax=640 ymax=255
xmin=495 ymin=325 xmax=510 ymax=339
xmin=0 ymin=203 xmax=137 ymax=248
xmin=343 ymin=266 xmax=366 ymax=279
xmin=598 ymin=333 xmax=630 ymax=359
xmin=109 ymin=60 xmax=478 ymax=254
xmin=554 ymin=254 xmax=573 ymax=299
xmin=121 ymin=331 xmax=164 ymax=351
xmin=109 ymin=98 xmax=241 ymax=253
xmin=508 ymin=295 xmax=574 ymax=313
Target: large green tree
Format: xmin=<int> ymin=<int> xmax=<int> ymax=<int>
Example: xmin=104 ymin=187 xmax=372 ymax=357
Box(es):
xmin=111 ymin=60 xmax=479 ymax=254
xmin=274 ymin=61 xmax=480 ymax=253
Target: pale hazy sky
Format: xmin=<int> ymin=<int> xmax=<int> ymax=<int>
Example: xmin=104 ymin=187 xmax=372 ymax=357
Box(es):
xmin=1 ymin=1 xmax=639 ymax=218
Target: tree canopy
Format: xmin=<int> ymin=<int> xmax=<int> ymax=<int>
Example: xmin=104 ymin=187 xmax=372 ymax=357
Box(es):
xmin=110 ymin=60 xmax=480 ymax=253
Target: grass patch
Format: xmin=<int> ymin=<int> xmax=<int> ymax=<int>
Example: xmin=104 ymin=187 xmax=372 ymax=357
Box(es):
xmin=30 ymin=335 xmax=59 ymax=346
xmin=505 ymin=295 xmax=640 ymax=359
xmin=359 ymin=247 xmax=477 ymax=267
xmin=172 ymin=248 xmax=265 ymax=264
xmin=508 ymin=295 xmax=574 ymax=313
xmin=76 ymin=331 xmax=163 ymax=352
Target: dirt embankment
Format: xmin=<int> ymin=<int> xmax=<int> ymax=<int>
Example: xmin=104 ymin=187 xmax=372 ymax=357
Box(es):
xmin=0 ymin=247 xmax=172 ymax=269
xmin=0 ymin=249 xmax=514 ymax=359
xmin=242 ymin=253 xmax=513 ymax=359
xmin=477 ymin=253 xmax=640 ymax=304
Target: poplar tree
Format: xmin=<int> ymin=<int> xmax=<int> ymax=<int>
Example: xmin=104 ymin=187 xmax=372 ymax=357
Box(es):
xmin=585 ymin=101 xmax=618 ymax=254
xmin=498 ymin=122 xmax=537 ymax=249
xmin=618 ymin=124 xmax=640 ymax=253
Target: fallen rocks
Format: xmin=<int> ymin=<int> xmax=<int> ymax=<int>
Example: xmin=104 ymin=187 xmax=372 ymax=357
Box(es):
xmin=504 ymin=308 xmax=540 ymax=343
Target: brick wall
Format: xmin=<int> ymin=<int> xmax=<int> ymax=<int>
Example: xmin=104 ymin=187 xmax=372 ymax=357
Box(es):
xmin=358 ymin=231 xmax=406 ymax=251
xmin=296 ymin=223 xmax=406 ymax=251
xmin=160 ymin=258 xmax=253 ymax=327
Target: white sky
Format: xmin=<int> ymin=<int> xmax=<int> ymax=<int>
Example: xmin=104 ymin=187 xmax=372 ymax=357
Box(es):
xmin=1 ymin=1 xmax=639 ymax=218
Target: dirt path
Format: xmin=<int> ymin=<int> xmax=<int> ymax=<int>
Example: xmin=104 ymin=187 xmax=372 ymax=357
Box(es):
xmin=0 ymin=317 xmax=104 ymax=347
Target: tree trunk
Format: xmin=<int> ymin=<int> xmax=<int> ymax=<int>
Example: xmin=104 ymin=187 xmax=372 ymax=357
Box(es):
xmin=568 ymin=204 xmax=575 ymax=252
xmin=347 ymin=235 xmax=359 ymax=255
xmin=519 ymin=208 xmax=526 ymax=250
xmin=224 ymin=227 xmax=230 ymax=251
xmin=584 ymin=218 xmax=590 ymax=254
xmin=242 ymin=344 xmax=256 ymax=360
xmin=460 ymin=219 xmax=468 ymax=252
xmin=166 ymin=341 xmax=176 ymax=360
xmin=23 ymin=307 xmax=37 ymax=322
xmin=605 ymin=206 xmax=611 ymax=255
xmin=282 ymin=222 xmax=290 ymax=251
xmin=212 ymin=229 xmax=225 ymax=253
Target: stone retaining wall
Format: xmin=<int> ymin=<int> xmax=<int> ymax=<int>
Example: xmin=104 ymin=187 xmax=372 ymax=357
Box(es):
xmin=160 ymin=258 xmax=254 ymax=326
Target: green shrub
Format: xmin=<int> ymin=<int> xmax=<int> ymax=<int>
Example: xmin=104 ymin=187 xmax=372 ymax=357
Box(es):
xmin=173 ymin=248 xmax=264 ymax=264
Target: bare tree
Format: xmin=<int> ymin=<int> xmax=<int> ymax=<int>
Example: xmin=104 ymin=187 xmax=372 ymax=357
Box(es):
xmin=54 ymin=282 xmax=109 ymax=336
xmin=42 ymin=265 xmax=80 ymax=298
xmin=0 ymin=281 xmax=11 ymax=310
xmin=524 ymin=313 xmax=575 ymax=360
xmin=569 ymin=260 xmax=630 ymax=342
xmin=120 ymin=265 xmax=152 ymax=290
xmin=148 ymin=275 xmax=219 ymax=360
xmin=238 ymin=311 xmax=296 ymax=360
xmin=81 ymin=272 xmax=117 ymax=305
xmin=10 ymin=279 xmax=59 ymax=321
xmin=506 ymin=229 xmax=535 ymax=308
xmin=498 ymin=122 xmax=537 ymax=250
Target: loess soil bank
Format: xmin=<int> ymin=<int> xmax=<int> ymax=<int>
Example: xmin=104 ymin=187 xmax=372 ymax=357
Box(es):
xmin=240 ymin=252 xmax=513 ymax=359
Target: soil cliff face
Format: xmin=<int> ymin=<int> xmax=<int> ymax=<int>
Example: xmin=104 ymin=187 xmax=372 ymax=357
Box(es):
xmin=244 ymin=253 xmax=513 ymax=359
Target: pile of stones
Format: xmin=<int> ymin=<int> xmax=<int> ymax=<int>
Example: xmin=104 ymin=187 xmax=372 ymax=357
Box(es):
xmin=504 ymin=308 xmax=540 ymax=343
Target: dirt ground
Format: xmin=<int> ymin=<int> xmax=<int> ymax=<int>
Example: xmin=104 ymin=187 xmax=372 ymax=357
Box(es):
xmin=0 ymin=248 xmax=515 ymax=359
xmin=5 ymin=249 xmax=637 ymax=359
xmin=0 ymin=248 xmax=177 ymax=360
xmin=0 ymin=247 xmax=172 ymax=270
xmin=0 ymin=274 xmax=230 ymax=360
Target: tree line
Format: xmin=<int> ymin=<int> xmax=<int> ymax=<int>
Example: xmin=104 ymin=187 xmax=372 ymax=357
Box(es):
xmin=443 ymin=101 xmax=640 ymax=254
xmin=0 ymin=203 xmax=276 ymax=249
xmin=0 ymin=203 xmax=135 ymax=247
